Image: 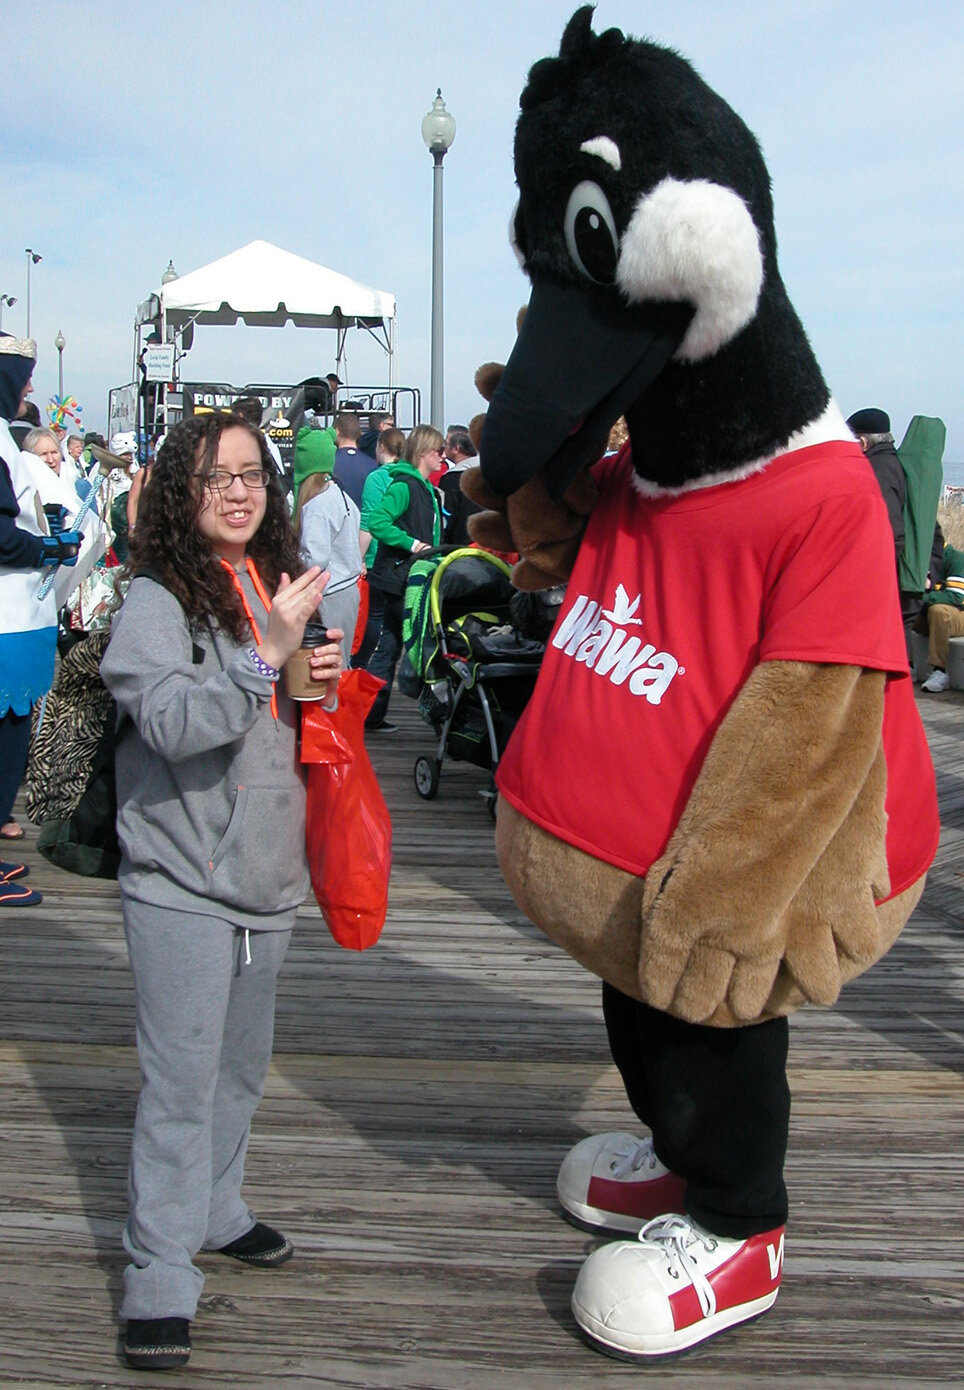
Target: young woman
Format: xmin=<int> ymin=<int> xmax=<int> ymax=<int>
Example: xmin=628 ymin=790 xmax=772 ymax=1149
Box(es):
xmin=355 ymin=426 xmax=405 ymax=667
xmin=101 ymin=411 xmax=343 ymax=1370
xmin=363 ymin=424 xmax=444 ymax=730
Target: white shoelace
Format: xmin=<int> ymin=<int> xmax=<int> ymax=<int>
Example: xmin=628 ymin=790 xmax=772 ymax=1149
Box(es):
xmin=611 ymin=1136 xmax=659 ymax=1179
xmin=638 ymin=1214 xmax=719 ymax=1318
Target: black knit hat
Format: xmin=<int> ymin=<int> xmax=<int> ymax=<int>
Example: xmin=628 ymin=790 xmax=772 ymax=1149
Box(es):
xmin=846 ymin=407 xmax=890 ymax=435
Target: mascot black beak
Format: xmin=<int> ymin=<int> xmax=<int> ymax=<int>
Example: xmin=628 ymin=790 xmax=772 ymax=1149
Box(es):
xmin=479 ymin=277 xmax=694 ymax=501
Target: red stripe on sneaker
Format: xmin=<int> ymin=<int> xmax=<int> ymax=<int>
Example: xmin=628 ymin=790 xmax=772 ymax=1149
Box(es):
xmin=669 ymin=1281 xmax=705 ymax=1331
xmin=710 ymin=1228 xmax=784 ymax=1311
xmin=668 ymin=1227 xmax=785 ymax=1331
xmin=586 ymin=1170 xmax=687 ymax=1222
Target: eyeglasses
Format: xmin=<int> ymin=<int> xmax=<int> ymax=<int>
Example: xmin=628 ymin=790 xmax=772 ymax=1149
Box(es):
xmin=203 ymin=468 xmax=272 ymax=491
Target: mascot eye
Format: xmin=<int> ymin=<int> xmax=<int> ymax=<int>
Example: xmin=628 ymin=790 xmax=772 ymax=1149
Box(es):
xmin=564 ymin=181 xmax=619 ymax=284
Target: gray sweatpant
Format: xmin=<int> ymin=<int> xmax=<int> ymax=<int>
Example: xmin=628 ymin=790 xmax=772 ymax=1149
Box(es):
xmin=321 ymin=581 xmax=361 ymax=668
xmin=120 ymin=895 xmax=294 ymax=1321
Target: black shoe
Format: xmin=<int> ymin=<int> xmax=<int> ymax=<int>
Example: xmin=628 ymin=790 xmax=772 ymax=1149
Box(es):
xmin=123 ymin=1317 xmax=191 ymax=1369
xmin=216 ymin=1221 xmax=293 ymax=1268
xmin=368 ymin=720 xmax=398 ymax=733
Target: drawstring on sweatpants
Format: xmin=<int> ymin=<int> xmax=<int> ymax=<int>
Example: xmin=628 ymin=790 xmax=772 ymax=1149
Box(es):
xmin=234 ymin=927 xmax=253 ymax=973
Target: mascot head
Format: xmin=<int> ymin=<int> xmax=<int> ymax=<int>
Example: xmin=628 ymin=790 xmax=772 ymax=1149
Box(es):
xmin=481 ymin=7 xmax=830 ymax=498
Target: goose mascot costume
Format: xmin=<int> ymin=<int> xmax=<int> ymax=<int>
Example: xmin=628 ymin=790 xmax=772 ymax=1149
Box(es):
xmin=464 ymin=8 xmax=939 ymax=1360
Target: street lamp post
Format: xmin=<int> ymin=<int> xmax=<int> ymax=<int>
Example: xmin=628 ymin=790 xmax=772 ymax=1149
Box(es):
xmin=0 ymin=294 xmax=16 ymax=330
xmin=24 ymin=249 xmax=42 ymax=337
xmin=421 ymin=89 xmax=456 ymax=431
xmin=55 ymin=330 xmax=65 ymax=398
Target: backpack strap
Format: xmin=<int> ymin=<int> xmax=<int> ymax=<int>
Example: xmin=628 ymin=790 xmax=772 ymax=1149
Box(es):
xmin=132 ymin=566 xmax=205 ymax=664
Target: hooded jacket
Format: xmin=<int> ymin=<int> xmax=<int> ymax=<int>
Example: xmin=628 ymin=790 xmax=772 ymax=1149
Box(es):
xmin=101 ymin=574 xmax=309 ymax=927
xmin=367 ymin=462 xmax=442 ymax=595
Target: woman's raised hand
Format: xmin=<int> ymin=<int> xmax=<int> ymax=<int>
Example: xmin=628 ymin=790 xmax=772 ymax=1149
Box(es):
xmin=257 ymin=568 xmax=328 ymax=670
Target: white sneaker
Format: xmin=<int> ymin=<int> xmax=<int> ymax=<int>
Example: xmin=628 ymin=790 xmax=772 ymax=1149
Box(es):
xmin=557 ymin=1133 xmax=687 ymax=1235
xmin=921 ymin=669 xmax=950 ymax=692
xmin=571 ymin=1213 xmax=785 ymax=1359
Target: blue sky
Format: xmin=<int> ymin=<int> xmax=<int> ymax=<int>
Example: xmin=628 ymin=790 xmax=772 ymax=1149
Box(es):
xmin=2 ymin=1 xmax=961 ymax=460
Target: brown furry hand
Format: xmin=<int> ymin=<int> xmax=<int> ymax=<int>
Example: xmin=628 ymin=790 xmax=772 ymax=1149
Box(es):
xmin=637 ymin=661 xmax=892 ymax=1025
xmin=463 ymin=468 xmax=598 ymax=590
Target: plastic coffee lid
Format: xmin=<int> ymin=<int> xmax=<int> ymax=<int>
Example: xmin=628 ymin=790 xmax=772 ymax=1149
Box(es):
xmin=302 ymin=619 xmax=329 ymax=646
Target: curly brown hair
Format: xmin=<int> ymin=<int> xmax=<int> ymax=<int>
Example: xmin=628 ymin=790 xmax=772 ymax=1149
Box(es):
xmin=126 ymin=412 xmax=303 ymax=642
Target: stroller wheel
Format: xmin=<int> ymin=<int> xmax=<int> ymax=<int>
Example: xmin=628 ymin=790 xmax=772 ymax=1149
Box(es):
xmin=414 ymin=756 xmax=441 ymax=800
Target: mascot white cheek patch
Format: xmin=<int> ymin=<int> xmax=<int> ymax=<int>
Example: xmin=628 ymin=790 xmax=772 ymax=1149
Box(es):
xmin=616 ymin=177 xmax=764 ymax=361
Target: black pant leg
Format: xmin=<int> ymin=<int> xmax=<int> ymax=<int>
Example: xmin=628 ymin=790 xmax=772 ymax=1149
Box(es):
xmin=900 ymin=590 xmax=924 ymax=665
xmin=602 ymin=981 xmax=790 ymax=1238
xmin=365 ymin=595 xmax=403 ymax=728
xmin=0 ymin=709 xmax=32 ymax=826
xmin=353 ymin=583 xmax=386 ymax=670
xmin=603 ymin=979 xmax=653 ymax=1123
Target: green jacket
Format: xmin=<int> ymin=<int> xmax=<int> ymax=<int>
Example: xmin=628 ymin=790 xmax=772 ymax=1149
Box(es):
xmin=922 ymin=543 xmax=964 ymax=610
xmin=367 ymin=462 xmax=442 ymax=597
xmin=366 ymin=461 xmax=441 ymax=552
xmin=360 ymin=464 xmax=394 ymax=567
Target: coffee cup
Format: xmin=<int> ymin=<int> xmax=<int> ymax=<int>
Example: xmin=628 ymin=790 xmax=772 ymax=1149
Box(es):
xmin=284 ymin=618 xmax=331 ymax=702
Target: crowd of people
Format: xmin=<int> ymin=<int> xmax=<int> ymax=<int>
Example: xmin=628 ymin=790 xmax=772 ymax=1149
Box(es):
xmin=290 ymin=409 xmax=480 ymax=730
xmin=1 ymin=362 xmax=485 ymax=864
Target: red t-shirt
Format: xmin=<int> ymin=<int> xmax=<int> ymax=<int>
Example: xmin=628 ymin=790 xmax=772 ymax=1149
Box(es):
xmin=497 ymin=440 xmax=939 ymax=901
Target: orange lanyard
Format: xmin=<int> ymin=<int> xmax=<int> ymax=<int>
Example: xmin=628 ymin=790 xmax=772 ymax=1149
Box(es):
xmin=220 ymin=556 xmax=278 ymax=720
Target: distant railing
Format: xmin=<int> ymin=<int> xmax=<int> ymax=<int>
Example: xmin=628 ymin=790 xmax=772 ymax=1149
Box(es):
xmin=329 ymin=386 xmax=422 ymax=432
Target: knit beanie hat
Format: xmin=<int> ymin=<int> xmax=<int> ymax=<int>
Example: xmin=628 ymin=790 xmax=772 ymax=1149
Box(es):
xmin=846 ymin=407 xmax=890 ymax=436
xmin=292 ymin=424 xmax=336 ymax=507
xmin=0 ymin=333 xmax=38 ymax=423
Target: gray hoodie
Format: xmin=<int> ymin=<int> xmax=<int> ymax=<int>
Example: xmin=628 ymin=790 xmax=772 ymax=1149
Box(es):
xmin=101 ymin=573 xmax=309 ymax=927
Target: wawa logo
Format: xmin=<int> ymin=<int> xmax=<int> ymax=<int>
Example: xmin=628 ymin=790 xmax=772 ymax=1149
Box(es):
xmin=552 ymin=583 xmax=682 ymax=705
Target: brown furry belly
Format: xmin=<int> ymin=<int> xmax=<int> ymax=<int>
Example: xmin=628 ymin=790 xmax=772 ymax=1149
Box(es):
xmin=495 ymin=798 xmax=924 ymax=1027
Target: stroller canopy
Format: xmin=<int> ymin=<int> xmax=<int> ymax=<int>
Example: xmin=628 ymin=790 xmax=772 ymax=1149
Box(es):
xmin=402 ymin=548 xmax=515 ymax=684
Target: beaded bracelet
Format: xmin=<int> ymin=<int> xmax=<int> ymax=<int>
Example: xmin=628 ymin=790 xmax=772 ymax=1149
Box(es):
xmin=247 ymin=647 xmax=280 ymax=681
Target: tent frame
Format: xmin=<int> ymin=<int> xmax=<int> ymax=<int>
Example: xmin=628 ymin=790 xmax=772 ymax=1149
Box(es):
xmin=133 ymin=241 xmax=397 ymax=442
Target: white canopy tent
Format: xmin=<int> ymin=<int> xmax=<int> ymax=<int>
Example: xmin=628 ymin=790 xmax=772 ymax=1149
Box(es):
xmin=135 ymin=239 xmax=397 ymax=394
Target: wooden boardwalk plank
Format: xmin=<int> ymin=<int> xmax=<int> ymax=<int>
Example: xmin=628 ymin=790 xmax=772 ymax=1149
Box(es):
xmin=0 ymin=688 xmax=962 ymax=1386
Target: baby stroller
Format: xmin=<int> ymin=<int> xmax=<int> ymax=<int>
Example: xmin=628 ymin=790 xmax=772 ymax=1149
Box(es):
xmin=400 ymin=547 xmax=546 ymax=808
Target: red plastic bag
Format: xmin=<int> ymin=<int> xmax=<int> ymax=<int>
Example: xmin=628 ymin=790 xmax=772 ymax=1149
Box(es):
xmin=301 ymin=669 xmax=392 ymax=950
xmin=352 ymin=577 xmax=370 ymax=656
